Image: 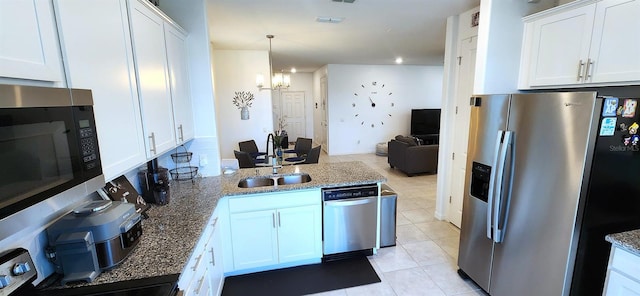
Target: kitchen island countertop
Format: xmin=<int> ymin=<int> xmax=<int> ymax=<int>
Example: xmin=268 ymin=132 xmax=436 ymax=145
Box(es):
xmin=605 ymin=229 xmax=640 ymax=256
xmin=45 ymin=161 xmax=385 ymax=289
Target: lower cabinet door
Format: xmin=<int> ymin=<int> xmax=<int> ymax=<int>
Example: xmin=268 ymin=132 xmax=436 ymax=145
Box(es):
xmin=277 ymin=205 xmax=322 ymax=263
xmin=604 ymin=270 xmax=640 ymax=296
xmin=230 ymin=210 xmax=279 ymax=270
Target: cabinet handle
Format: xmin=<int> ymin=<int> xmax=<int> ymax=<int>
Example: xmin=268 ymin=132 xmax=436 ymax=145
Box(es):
xmin=178 ymin=124 xmax=184 ymax=143
xmin=585 ymin=58 xmax=594 ymax=80
xmin=191 ymin=254 xmax=202 ymax=271
xmin=195 ymin=275 xmax=206 ymax=295
xmin=211 ymin=217 xmax=218 ymax=228
xmin=272 ymin=213 xmax=276 ymax=228
xmin=278 ymin=212 xmax=281 ymax=227
xmin=576 ymin=59 xmax=585 ymax=82
xmin=209 ymin=247 xmax=215 ymax=265
xmin=148 ymin=132 xmax=157 ymax=155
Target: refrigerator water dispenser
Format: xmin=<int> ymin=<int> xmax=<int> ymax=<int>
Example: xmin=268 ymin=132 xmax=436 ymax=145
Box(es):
xmin=470 ymin=162 xmax=491 ymax=202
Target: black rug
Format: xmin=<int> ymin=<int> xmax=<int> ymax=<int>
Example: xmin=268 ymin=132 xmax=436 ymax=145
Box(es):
xmin=221 ymin=256 xmax=381 ymax=296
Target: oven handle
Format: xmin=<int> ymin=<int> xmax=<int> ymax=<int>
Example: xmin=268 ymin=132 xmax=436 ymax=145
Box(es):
xmin=324 ymin=197 xmax=376 ymax=207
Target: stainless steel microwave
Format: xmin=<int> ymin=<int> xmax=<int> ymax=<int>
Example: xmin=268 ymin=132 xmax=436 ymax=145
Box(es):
xmin=0 ymin=84 xmax=103 ymax=220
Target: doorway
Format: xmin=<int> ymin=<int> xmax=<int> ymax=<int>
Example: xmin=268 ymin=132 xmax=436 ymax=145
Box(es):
xmin=278 ymin=91 xmax=306 ymax=142
xmin=320 ymin=76 xmax=328 ymax=151
xmin=448 ymin=36 xmax=477 ymax=228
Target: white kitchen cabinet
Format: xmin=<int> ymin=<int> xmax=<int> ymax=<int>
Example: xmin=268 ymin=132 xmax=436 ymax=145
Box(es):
xmin=588 ymin=0 xmax=640 ymax=83
xmin=277 ymin=205 xmax=323 ymax=263
xmin=603 ymin=246 xmax=640 ymax=295
xmin=164 ymin=24 xmax=195 ymax=145
xmin=227 ymin=189 xmax=322 ymax=273
xmin=0 ymin=0 xmax=64 ymax=83
xmin=519 ymin=0 xmax=640 ymax=88
xmin=128 ymin=0 xmax=176 ymax=159
xmin=229 ymin=209 xmax=279 ymax=270
xmin=179 ymin=209 xmax=224 ymax=296
xmin=54 ymin=0 xmax=147 ymax=181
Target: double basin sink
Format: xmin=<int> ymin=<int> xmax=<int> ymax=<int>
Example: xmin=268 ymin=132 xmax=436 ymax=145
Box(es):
xmin=238 ymin=173 xmax=312 ymax=188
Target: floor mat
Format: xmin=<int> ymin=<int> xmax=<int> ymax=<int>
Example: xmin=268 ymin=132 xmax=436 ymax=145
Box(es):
xmin=221 ymin=256 xmax=381 ymax=295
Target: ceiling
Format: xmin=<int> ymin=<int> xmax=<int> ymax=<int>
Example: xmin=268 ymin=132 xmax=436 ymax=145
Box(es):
xmin=206 ymin=0 xmax=480 ymax=73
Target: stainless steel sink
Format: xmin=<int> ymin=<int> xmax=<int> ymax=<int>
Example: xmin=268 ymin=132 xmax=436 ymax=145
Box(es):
xmin=237 ymin=177 xmax=275 ymax=188
xmin=277 ymin=173 xmax=312 ymax=185
xmin=237 ymin=173 xmax=312 ymax=188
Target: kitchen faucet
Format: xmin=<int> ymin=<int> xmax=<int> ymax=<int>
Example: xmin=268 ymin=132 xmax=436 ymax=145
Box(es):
xmin=271 ymin=158 xmax=282 ymax=175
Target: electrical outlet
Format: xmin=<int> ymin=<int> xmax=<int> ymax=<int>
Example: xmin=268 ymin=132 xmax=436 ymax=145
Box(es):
xmin=199 ymin=154 xmax=208 ymax=167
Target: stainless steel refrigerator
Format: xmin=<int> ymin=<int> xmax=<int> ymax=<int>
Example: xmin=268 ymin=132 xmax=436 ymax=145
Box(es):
xmin=457 ymin=92 xmax=640 ymax=295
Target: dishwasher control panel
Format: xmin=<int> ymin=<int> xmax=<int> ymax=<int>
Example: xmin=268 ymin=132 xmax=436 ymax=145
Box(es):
xmin=322 ymin=185 xmax=378 ymax=201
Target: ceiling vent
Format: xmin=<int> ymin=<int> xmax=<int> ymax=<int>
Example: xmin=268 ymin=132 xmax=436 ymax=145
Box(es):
xmin=316 ymin=16 xmax=344 ymax=23
xmin=332 ymin=0 xmax=355 ymax=3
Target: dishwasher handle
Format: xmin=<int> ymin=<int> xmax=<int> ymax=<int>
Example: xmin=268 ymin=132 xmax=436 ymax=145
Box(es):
xmin=324 ymin=197 xmax=376 ymax=207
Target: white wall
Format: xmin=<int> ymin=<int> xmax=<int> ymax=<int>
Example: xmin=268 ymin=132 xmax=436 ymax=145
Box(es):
xmin=213 ymin=49 xmax=273 ymax=159
xmin=326 ymin=64 xmax=443 ymax=155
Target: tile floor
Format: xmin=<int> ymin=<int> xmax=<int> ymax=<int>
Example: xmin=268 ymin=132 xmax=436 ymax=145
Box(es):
xmin=311 ymin=152 xmax=486 ymax=296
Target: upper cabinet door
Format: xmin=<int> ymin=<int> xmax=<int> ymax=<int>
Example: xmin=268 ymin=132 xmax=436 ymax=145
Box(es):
xmin=55 ymin=0 xmax=147 ymax=181
xmin=588 ymin=0 xmax=640 ymax=83
xmin=164 ymin=24 xmax=195 ymax=144
xmin=526 ymin=4 xmax=596 ymax=87
xmin=0 ymin=0 xmax=63 ymax=82
xmin=128 ymin=0 xmax=176 ymax=159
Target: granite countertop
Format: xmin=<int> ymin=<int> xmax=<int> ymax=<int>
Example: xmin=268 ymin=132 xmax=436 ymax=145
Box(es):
xmin=605 ymin=229 xmax=640 ymax=257
xmin=47 ymin=161 xmax=385 ymax=289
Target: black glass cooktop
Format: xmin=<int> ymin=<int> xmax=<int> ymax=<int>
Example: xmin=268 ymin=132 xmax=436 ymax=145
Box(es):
xmin=34 ymin=274 xmax=179 ymax=296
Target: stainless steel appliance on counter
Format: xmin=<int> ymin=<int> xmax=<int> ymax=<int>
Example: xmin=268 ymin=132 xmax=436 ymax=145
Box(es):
xmin=322 ymin=184 xmax=378 ymax=260
xmin=0 ymin=248 xmax=37 ymax=296
xmin=0 ymin=84 xmax=103 ymax=220
xmin=46 ymin=200 xmax=142 ymax=284
xmin=458 ymin=92 xmax=640 ymax=295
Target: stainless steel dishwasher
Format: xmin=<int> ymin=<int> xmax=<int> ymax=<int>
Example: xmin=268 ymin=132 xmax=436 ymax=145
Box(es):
xmin=322 ymin=184 xmax=378 ymax=260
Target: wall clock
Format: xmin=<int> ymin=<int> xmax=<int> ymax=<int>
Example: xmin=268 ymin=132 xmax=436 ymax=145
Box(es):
xmin=353 ymin=81 xmax=394 ymax=128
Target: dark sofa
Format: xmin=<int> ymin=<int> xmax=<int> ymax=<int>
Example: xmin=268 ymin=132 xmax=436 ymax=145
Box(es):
xmin=387 ymin=135 xmax=439 ymax=176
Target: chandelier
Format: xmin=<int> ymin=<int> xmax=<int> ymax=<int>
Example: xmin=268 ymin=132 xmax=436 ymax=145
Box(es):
xmin=256 ymin=35 xmax=290 ymax=91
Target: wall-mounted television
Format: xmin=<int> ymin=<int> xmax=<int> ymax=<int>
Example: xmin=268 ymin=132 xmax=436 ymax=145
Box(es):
xmin=410 ymin=109 xmax=441 ymax=136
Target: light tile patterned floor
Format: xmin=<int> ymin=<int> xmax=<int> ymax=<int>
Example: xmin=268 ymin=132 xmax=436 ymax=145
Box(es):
xmin=310 ymin=153 xmax=487 ymax=296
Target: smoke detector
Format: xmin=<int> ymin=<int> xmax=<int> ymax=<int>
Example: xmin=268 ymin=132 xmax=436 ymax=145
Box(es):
xmin=316 ymin=16 xmax=345 ymax=23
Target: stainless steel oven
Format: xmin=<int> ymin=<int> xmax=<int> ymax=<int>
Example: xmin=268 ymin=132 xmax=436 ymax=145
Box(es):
xmin=322 ymin=184 xmax=378 ymax=259
xmin=0 ymin=84 xmax=102 ymax=220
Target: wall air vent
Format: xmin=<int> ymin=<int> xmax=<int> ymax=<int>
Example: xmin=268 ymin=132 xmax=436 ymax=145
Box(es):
xmin=316 ymin=16 xmax=345 ymax=23
xmin=332 ymin=0 xmax=355 ymax=3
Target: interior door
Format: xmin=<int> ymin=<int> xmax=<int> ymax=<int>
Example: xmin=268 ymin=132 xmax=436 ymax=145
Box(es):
xmin=280 ymin=91 xmax=306 ymax=141
xmin=320 ymin=76 xmax=328 ymax=151
xmin=449 ymin=36 xmax=478 ymax=228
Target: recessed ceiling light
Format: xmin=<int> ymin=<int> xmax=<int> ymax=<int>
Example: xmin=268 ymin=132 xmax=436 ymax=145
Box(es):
xmin=395 ymin=57 xmax=403 ymax=64
xmin=291 ymin=68 xmax=297 ymax=73
xmin=316 ymin=16 xmax=344 ymax=23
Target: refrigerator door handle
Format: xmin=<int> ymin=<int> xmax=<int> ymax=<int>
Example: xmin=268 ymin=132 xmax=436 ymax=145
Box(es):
xmin=493 ymin=130 xmax=513 ymax=243
xmin=487 ymin=130 xmax=505 ymax=240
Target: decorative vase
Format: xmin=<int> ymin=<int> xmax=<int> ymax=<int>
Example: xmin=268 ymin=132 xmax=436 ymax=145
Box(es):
xmin=240 ymin=106 xmax=249 ymax=120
